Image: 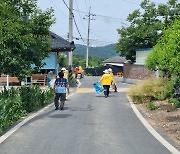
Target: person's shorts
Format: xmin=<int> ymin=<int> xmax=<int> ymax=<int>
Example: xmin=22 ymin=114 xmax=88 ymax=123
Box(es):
xmin=55 ymin=93 xmax=66 ymax=101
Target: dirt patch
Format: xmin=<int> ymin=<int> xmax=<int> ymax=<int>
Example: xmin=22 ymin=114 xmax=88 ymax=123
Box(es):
xmin=136 ymin=101 xmax=180 ymax=149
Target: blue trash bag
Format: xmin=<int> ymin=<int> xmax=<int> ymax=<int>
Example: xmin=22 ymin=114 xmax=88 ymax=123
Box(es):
xmin=93 ymin=82 xmax=104 ymax=94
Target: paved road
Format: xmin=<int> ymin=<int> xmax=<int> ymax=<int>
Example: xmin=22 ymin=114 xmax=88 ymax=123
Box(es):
xmin=0 ymin=76 xmax=172 ymax=154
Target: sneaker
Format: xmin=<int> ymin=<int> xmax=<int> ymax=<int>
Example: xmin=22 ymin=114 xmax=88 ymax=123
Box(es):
xmin=55 ymin=108 xmax=59 ymax=110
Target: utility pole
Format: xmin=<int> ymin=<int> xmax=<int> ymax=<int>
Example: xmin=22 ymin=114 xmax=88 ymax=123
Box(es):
xmin=69 ymin=0 xmax=73 ymax=68
xmin=85 ymin=7 xmax=95 ymax=68
xmin=86 ymin=7 xmax=90 ymax=68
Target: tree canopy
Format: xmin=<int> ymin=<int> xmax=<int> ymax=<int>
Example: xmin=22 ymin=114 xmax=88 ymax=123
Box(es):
xmin=145 ymin=18 xmax=180 ymax=77
xmin=115 ymin=0 xmax=180 ymax=62
xmin=0 ymin=0 xmax=55 ymax=79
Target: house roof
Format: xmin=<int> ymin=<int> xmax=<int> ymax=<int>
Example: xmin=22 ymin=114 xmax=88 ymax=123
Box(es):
xmin=103 ymin=56 xmax=127 ymax=64
xmin=49 ymin=31 xmax=75 ymax=52
xmin=136 ymin=48 xmax=152 ymax=52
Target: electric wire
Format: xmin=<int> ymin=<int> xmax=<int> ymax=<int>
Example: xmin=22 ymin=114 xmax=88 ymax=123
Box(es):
xmin=74 ymin=0 xmax=86 ymax=30
xmin=50 ymin=0 xmax=67 ymax=17
xmin=90 ymin=30 xmax=115 ymax=44
xmin=73 ymin=9 xmax=127 ymax=22
xmin=62 ymin=0 xmax=86 ymax=43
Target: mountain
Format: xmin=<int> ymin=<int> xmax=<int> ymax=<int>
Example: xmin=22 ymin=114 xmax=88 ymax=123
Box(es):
xmin=73 ymin=44 xmax=119 ymax=58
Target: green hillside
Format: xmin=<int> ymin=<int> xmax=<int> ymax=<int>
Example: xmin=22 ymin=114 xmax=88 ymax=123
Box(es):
xmin=73 ymin=44 xmax=118 ymax=58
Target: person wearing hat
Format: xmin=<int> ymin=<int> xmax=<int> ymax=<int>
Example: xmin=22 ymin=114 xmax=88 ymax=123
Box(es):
xmin=54 ymin=71 xmax=70 ymax=110
xmin=108 ymin=68 xmax=117 ymax=92
xmin=61 ymin=67 xmax=68 ymax=81
xmin=78 ymin=66 xmax=83 ymax=79
xmin=99 ymin=69 xmax=113 ymax=98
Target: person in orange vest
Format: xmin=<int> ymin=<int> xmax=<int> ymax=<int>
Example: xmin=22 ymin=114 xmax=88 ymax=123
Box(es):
xmin=99 ymin=69 xmax=113 ymax=98
xmin=74 ymin=67 xmax=79 ymax=78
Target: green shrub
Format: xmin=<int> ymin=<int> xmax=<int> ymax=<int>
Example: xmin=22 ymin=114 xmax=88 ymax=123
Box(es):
xmin=146 ymin=102 xmax=159 ymax=110
xmin=162 ymin=77 xmax=180 ymax=99
xmin=168 ymin=98 xmax=180 ymax=108
xmin=0 ymin=86 xmax=54 ymax=134
xmin=19 ymin=85 xmax=54 ymax=112
xmin=0 ymin=88 xmax=27 ymax=134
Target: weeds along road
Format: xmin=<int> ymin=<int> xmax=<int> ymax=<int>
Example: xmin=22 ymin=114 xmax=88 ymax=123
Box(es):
xmin=0 ymin=76 xmax=173 ymax=154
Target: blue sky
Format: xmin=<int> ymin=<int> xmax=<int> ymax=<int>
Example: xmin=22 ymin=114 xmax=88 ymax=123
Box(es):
xmin=37 ymin=0 xmax=169 ymax=47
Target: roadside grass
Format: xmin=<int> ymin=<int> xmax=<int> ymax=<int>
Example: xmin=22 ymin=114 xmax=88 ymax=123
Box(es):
xmin=128 ymin=77 xmax=180 ymax=110
xmin=128 ymin=77 xmax=166 ymax=104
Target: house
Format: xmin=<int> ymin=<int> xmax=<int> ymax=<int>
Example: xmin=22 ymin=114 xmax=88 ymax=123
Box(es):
xmin=35 ymin=31 xmax=75 ymax=75
xmin=123 ymin=48 xmax=155 ymax=83
xmin=27 ymin=31 xmax=75 ymax=85
xmin=1 ymin=31 xmax=75 ymax=87
xmin=84 ymin=56 xmax=126 ymax=76
xmin=135 ymin=48 xmax=152 ymax=65
xmin=103 ymin=56 xmax=127 ymax=67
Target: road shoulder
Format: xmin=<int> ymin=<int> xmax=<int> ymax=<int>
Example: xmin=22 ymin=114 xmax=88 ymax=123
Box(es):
xmin=127 ymin=96 xmax=180 ymax=154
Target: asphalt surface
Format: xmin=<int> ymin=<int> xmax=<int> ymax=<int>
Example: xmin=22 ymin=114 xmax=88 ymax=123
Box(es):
xmin=0 ymin=76 xmax=177 ymax=154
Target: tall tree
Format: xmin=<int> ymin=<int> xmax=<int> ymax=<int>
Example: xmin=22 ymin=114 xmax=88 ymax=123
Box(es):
xmin=115 ymin=0 xmax=180 ymax=62
xmin=145 ymin=18 xmax=180 ymax=77
xmin=58 ymin=54 xmax=68 ymax=68
xmin=0 ymin=0 xmax=55 ymax=79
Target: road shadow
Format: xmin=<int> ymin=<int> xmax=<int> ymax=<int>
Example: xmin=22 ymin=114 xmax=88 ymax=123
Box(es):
xmin=22 ymin=109 xmax=55 ymax=126
xmin=69 ymin=106 xmax=95 ymax=112
xmin=95 ymin=94 xmax=118 ymax=98
xmin=48 ymin=114 xmax=72 ymax=119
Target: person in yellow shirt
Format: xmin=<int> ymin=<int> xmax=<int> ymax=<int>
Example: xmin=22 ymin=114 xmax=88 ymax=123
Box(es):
xmin=78 ymin=66 xmax=83 ymax=79
xmin=108 ymin=68 xmax=117 ymax=92
xmin=99 ymin=69 xmax=113 ymax=98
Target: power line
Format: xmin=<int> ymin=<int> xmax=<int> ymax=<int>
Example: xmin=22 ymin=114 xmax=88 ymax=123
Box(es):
xmin=90 ymin=30 xmax=115 ymax=44
xmin=50 ymin=0 xmax=67 ymax=17
xmin=121 ymin=0 xmax=140 ymax=5
xmin=62 ymin=0 xmax=86 ymax=43
xmin=73 ymin=9 xmax=127 ymax=22
xmin=74 ymin=0 xmax=86 ymax=30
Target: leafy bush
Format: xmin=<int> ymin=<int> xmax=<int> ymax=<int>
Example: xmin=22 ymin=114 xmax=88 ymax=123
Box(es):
xmin=163 ymin=76 xmax=180 ymax=98
xmin=146 ymin=102 xmax=158 ymax=110
xmin=146 ymin=18 xmax=180 ymax=77
xmin=0 ymin=88 xmax=27 ymax=134
xmin=19 ymin=85 xmax=54 ymax=112
xmin=0 ymin=86 xmax=54 ymax=134
xmin=168 ymin=98 xmax=180 ymax=108
xmin=128 ymin=77 xmax=166 ymax=104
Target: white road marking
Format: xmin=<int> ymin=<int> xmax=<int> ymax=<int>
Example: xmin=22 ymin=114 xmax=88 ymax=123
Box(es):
xmin=127 ymin=96 xmax=180 ymax=154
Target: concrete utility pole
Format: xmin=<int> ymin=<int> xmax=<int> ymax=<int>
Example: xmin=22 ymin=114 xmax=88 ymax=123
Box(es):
xmin=86 ymin=7 xmax=91 ymax=68
xmin=69 ymin=0 xmax=73 ymax=68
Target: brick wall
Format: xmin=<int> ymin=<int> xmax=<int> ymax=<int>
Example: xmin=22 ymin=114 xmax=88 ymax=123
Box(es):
xmin=123 ymin=63 xmax=155 ymax=80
